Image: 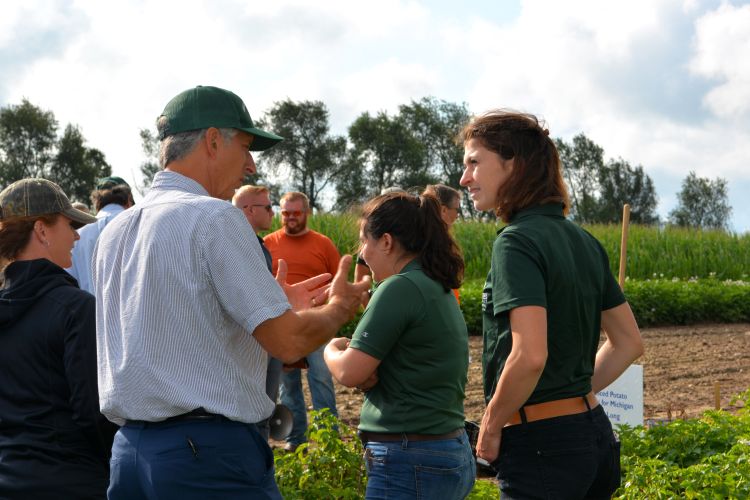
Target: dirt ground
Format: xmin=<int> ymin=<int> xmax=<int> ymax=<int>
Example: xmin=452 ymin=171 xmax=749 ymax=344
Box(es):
xmin=321 ymin=323 xmax=750 ymax=429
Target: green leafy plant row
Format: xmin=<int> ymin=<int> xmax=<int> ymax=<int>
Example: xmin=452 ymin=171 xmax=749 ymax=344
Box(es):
xmin=274 ymin=409 xmax=501 ymax=499
xmin=614 ymin=389 xmax=750 ymax=499
xmin=274 ymin=408 xmax=366 ymax=499
xmin=460 ymin=277 xmax=750 ymax=332
xmin=297 ymin=214 xmax=750 ymax=282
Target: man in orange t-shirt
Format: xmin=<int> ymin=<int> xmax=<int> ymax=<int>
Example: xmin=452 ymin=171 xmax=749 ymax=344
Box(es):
xmin=264 ymin=192 xmax=340 ymax=450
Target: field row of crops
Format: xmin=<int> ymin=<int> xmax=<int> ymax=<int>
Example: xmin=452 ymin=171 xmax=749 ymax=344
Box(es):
xmin=300 ymin=214 xmax=750 ymax=282
xmin=275 ymin=391 xmax=750 ymax=499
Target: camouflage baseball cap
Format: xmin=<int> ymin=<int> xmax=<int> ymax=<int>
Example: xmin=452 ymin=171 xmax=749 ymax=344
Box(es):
xmin=0 ymin=178 xmax=97 ymax=228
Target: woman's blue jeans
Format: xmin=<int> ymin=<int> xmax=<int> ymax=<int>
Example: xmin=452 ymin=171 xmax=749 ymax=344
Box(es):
xmin=280 ymin=345 xmax=338 ymax=446
xmin=363 ymin=429 xmax=476 ymax=499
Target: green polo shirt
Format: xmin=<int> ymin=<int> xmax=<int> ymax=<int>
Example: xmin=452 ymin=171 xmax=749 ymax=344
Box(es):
xmin=351 ymin=259 xmax=468 ymax=434
xmin=482 ymin=204 xmax=625 ymax=405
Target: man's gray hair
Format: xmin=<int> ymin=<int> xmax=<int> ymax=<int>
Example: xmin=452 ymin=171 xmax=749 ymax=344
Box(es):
xmin=157 ymin=116 xmax=238 ymax=168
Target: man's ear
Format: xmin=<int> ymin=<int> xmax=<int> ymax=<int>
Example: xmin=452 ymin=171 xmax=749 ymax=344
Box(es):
xmin=204 ymin=127 xmax=221 ymax=158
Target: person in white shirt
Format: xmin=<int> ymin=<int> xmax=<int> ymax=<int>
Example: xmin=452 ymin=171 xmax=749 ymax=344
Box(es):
xmin=93 ymin=86 xmax=370 ymax=499
xmin=67 ymin=177 xmax=133 ymax=294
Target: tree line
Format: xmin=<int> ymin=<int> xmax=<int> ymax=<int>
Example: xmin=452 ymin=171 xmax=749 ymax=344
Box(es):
xmin=0 ymin=99 xmax=111 ymax=205
xmin=1 ymin=98 xmax=732 ymax=230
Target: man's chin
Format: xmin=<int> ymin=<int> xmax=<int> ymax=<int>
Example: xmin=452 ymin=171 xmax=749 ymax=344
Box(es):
xmin=284 ymin=224 xmax=306 ymax=235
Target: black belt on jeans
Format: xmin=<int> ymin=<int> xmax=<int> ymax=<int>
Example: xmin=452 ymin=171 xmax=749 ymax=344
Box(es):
xmin=126 ymin=407 xmax=224 ymax=426
xmin=359 ymin=428 xmax=463 ymax=445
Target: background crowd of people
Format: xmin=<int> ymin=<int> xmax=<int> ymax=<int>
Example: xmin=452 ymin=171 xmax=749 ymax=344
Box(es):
xmin=0 ymin=85 xmax=642 ymax=499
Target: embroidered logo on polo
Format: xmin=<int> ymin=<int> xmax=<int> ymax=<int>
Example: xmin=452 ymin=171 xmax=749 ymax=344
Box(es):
xmin=482 ymin=288 xmax=492 ymax=313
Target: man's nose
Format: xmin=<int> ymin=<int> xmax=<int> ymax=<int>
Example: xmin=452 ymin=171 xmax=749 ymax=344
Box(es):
xmin=245 ymin=153 xmax=256 ymax=175
xmin=459 ymin=167 xmax=471 ymax=186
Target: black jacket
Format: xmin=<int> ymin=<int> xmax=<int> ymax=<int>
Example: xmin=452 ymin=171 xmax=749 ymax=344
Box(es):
xmin=0 ymin=259 xmax=117 ymax=499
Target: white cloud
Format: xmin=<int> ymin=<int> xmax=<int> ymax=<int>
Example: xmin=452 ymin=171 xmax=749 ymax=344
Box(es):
xmin=1 ymin=0 xmax=749 ymax=230
xmin=690 ymin=3 xmax=750 ymax=118
xmin=335 ymin=58 xmax=439 ymax=119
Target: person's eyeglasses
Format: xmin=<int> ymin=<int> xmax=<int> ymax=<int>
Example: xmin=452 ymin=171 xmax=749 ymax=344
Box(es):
xmin=281 ymin=210 xmax=303 ymax=217
xmin=243 ymin=204 xmax=273 ymax=212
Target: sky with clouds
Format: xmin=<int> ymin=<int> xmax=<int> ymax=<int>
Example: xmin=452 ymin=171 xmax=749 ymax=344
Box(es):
xmin=1 ymin=0 xmax=748 ymax=232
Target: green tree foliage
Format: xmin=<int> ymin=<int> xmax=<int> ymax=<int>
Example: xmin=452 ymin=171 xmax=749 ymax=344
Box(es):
xmin=556 ymin=133 xmax=603 ymax=223
xmin=0 ymin=98 xmax=58 ymax=187
xmin=137 ymin=128 xmax=160 ymax=195
xmin=669 ymin=171 xmax=732 ymax=230
xmin=556 ymin=134 xmax=659 ymax=225
xmin=338 ymin=110 xmax=430 ymax=209
xmin=257 ymin=100 xmax=348 ymax=210
xmin=399 ymin=97 xmax=475 ymax=217
xmin=49 ymin=124 xmax=111 ymax=203
xmin=0 ymin=99 xmax=110 ymax=202
xmin=597 ymin=159 xmax=658 ymax=224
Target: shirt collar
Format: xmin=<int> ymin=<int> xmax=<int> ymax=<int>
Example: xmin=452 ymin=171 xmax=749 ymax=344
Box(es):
xmin=400 ymin=258 xmax=422 ymax=274
xmin=150 ymin=170 xmax=210 ymax=197
xmin=96 ymin=203 xmax=126 ymax=218
xmin=508 ymin=203 xmax=565 ymax=224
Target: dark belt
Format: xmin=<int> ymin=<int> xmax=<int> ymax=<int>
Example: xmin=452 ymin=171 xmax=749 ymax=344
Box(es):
xmin=359 ymin=428 xmax=463 ymax=445
xmin=126 ymin=408 xmax=224 ymax=427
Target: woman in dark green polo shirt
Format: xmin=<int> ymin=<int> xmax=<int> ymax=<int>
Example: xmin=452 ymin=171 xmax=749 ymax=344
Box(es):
xmin=459 ymin=110 xmax=644 ymax=499
xmin=324 ymin=192 xmax=475 ymax=500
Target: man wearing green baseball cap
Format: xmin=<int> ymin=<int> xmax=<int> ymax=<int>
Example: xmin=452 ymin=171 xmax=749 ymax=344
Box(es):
xmin=93 ymin=86 xmax=371 ymax=499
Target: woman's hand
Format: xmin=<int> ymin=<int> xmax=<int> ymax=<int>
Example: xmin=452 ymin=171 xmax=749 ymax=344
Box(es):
xmin=323 ymin=338 xmax=381 ymax=388
xmin=476 ymin=413 xmax=502 ymax=463
xmin=356 ymin=371 xmax=379 ymax=392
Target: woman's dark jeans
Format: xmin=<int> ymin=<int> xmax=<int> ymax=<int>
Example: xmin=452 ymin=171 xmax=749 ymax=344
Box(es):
xmin=495 ymin=405 xmax=621 ymax=500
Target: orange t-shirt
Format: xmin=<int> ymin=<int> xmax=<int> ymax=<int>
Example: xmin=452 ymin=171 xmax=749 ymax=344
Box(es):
xmin=263 ymin=229 xmax=340 ymax=285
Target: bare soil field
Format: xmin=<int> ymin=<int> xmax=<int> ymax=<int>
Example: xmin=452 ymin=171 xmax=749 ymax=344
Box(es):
xmin=323 ymin=323 xmax=750 ymax=429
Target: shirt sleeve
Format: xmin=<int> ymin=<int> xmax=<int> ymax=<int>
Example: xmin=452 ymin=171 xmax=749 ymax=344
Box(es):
xmin=349 ymin=276 xmax=420 ymax=360
xmin=203 ymin=207 xmax=290 ymax=333
xmin=491 ymin=230 xmax=547 ymax=315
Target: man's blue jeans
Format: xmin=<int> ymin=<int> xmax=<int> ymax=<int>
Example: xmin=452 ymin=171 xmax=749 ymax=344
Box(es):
xmin=256 ymin=356 xmax=283 ymax=441
xmin=280 ymin=345 xmax=338 ymax=446
xmin=494 ymin=405 xmax=621 ymax=499
xmin=108 ymin=417 xmax=281 ymax=499
xmin=363 ymin=430 xmax=476 ymax=499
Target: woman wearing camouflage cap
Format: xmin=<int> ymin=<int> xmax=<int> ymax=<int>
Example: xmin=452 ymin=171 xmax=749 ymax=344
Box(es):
xmin=0 ymin=178 xmax=117 ymax=499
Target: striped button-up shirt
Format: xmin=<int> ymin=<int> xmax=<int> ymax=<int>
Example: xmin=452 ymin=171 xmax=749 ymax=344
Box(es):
xmin=67 ymin=203 xmax=126 ymax=294
xmin=92 ymin=171 xmax=289 ymax=425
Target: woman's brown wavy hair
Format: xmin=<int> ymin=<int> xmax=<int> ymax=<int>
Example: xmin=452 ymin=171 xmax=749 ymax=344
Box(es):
xmin=460 ymin=110 xmax=569 ymax=222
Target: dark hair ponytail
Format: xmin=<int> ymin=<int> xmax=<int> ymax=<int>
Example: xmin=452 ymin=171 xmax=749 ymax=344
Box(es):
xmin=361 ymin=192 xmax=464 ymax=291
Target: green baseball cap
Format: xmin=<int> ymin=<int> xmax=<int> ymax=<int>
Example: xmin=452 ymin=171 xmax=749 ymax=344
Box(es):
xmin=96 ymin=176 xmax=130 ymax=190
xmin=0 ymin=178 xmax=97 ymax=228
xmin=157 ymin=85 xmax=283 ymax=151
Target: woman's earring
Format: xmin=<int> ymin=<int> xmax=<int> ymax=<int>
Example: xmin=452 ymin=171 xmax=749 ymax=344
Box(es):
xmin=43 ymin=240 xmax=50 ymax=248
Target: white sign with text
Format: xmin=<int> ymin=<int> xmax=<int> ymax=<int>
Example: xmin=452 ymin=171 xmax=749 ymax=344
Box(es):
xmin=596 ymin=364 xmax=643 ymax=428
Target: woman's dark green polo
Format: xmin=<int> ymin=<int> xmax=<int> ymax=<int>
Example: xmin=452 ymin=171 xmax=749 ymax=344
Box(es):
xmin=482 ymin=204 xmax=626 ymax=405
xmin=351 ymin=260 xmax=468 ymax=434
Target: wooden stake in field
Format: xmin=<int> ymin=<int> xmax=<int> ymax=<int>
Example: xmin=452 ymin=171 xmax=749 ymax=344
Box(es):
xmin=618 ymin=204 xmax=631 ymax=289
xmin=714 ymin=382 xmax=721 ymax=410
